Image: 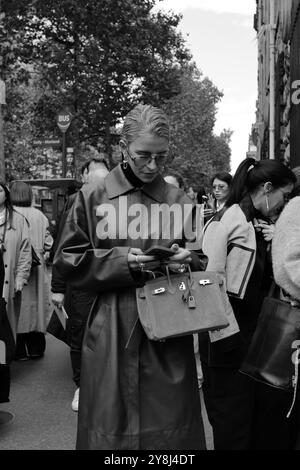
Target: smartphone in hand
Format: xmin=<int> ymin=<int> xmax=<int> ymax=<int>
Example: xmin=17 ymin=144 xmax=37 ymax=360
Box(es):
xmin=143 ymin=245 xmax=175 ymax=260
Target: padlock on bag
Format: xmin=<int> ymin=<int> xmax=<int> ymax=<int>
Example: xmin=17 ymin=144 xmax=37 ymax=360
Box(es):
xmin=136 ymin=266 xmax=229 ymax=341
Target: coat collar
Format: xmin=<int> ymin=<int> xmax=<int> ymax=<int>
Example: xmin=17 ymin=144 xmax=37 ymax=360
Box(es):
xmin=105 ymin=164 xmax=165 ymax=203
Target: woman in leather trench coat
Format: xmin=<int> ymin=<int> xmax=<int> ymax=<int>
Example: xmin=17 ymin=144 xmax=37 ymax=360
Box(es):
xmin=54 ymin=104 xmax=206 ymax=450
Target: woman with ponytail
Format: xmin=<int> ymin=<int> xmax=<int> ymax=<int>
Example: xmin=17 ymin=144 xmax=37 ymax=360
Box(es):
xmin=199 ymin=157 xmax=296 ymax=450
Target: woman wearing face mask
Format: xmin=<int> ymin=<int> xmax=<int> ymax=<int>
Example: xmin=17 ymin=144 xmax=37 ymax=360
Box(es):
xmin=54 ymin=104 xmax=206 ymax=450
xmin=199 ymin=158 xmax=296 ymax=450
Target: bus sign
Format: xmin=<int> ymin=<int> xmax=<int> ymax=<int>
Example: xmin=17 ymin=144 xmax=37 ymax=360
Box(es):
xmin=57 ymin=110 xmax=72 ymax=133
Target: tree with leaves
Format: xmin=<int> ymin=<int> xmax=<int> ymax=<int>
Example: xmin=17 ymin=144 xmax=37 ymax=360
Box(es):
xmin=1 ymin=1 xmax=232 ymax=183
xmin=163 ymin=64 xmax=232 ymax=189
xmin=2 ymin=0 xmax=192 ymax=173
xmin=209 ymin=129 xmax=232 ymax=176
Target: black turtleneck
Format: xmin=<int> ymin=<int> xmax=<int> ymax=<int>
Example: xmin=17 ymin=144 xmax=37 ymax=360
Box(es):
xmin=121 ymin=162 xmax=144 ymax=188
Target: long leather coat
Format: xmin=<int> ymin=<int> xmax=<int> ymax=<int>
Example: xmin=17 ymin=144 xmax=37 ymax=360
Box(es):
xmin=54 ymin=165 xmax=206 ymax=450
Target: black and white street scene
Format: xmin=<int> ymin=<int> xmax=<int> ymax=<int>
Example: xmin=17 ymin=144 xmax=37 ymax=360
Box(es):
xmin=1 ymin=0 xmax=300 ymax=453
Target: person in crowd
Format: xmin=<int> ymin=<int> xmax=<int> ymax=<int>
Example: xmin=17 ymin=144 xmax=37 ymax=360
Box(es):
xmin=186 ymin=185 xmax=198 ymax=201
xmin=51 ymin=156 xmax=109 ymax=412
xmin=271 ymin=166 xmax=300 ymax=449
xmin=0 ymin=215 xmax=14 ymax=427
xmin=186 ymin=185 xmax=214 ymax=229
xmin=199 ymin=157 xmax=296 ymax=450
xmin=81 ymin=156 xmax=110 ymax=183
xmin=54 ymin=104 xmax=206 ymax=450
xmin=10 ymin=181 xmax=53 ymax=360
xmin=207 ymin=171 xmax=233 ymax=215
xmin=272 ymin=165 xmax=300 ymax=303
xmin=0 ymin=182 xmax=31 ymax=414
xmin=164 ymin=172 xmax=185 ymax=189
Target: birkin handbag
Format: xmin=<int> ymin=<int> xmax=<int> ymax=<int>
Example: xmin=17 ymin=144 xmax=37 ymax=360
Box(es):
xmin=240 ymin=284 xmax=300 ymax=393
xmin=136 ymin=266 xmax=229 ymax=341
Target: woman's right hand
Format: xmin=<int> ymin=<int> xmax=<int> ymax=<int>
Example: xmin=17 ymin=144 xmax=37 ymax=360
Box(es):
xmin=254 ymin=220 xmax=275 ymax=242
xmin=128 ymin=248 xmax=156 ymax=272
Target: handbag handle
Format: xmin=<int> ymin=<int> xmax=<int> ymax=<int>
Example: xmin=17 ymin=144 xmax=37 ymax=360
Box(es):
xmin=165 ymin=264 xmax=193 ymax=294
xmin=187 ymin=265 xmax=195 ymax=289
xmin=165 ymin=265 xmax=176 ymax=293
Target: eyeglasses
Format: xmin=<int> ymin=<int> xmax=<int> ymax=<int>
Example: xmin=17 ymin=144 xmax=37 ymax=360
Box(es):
xmin=127 ymin=149 xmax=168 ymax=168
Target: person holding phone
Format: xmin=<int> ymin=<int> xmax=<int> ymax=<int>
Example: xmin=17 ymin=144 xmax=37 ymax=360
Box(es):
xmin=54 ymin=104 xmax=206 ymax=450
xmin=210 ymin=172 xmax=233 ymax=213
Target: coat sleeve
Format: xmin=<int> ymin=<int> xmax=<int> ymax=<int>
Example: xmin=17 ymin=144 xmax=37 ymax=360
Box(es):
xmin=272 ymin=199 xmax=300 ymax=301
xmin=53 ymin=191 xmax=137 ymax=293
xmin=15 ymin=216 xmax=32 ymax=285
xmin=202 ymin=220 xmax=228 ymax=278
xmin=50 ymin=195 xmax=76 ymax=292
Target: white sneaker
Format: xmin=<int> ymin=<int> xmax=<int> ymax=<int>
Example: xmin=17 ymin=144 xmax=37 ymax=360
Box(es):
xmin=71 ymin=388 xmax=79 ymax=412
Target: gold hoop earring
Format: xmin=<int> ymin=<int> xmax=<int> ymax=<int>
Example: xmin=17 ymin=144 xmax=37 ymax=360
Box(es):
xmin=122 ymin=160 xmax=128 ymax=170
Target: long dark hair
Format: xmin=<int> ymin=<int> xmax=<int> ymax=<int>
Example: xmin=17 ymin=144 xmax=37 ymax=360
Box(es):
xmin=226 ymin=158 xmax=296 ymax=207
xmin=0 ymin=181 xmax=14 ymax=227
xmin=211 ymin=172 xmax=233 ymax=187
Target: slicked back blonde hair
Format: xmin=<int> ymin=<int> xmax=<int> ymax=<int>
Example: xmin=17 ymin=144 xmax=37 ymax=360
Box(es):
xmin=121 ymin=104 xmax=169 ymax=144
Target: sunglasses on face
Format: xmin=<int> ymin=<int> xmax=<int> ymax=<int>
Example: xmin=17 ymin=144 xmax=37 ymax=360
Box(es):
xmin=127 ymin=150 xmax=168 ymax=168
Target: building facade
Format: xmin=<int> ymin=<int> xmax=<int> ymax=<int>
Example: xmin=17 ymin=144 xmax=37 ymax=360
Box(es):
xmin=253 ymin=0 xmax=300 ymax=168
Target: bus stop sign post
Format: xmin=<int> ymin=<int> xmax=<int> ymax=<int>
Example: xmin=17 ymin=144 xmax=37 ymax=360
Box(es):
xmin=56 ymin=110 xmax=72 ymax=178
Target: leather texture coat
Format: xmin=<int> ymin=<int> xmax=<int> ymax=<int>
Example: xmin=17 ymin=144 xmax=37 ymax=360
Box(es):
xmin=54 ymin=165 xmax=206 ymax=450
